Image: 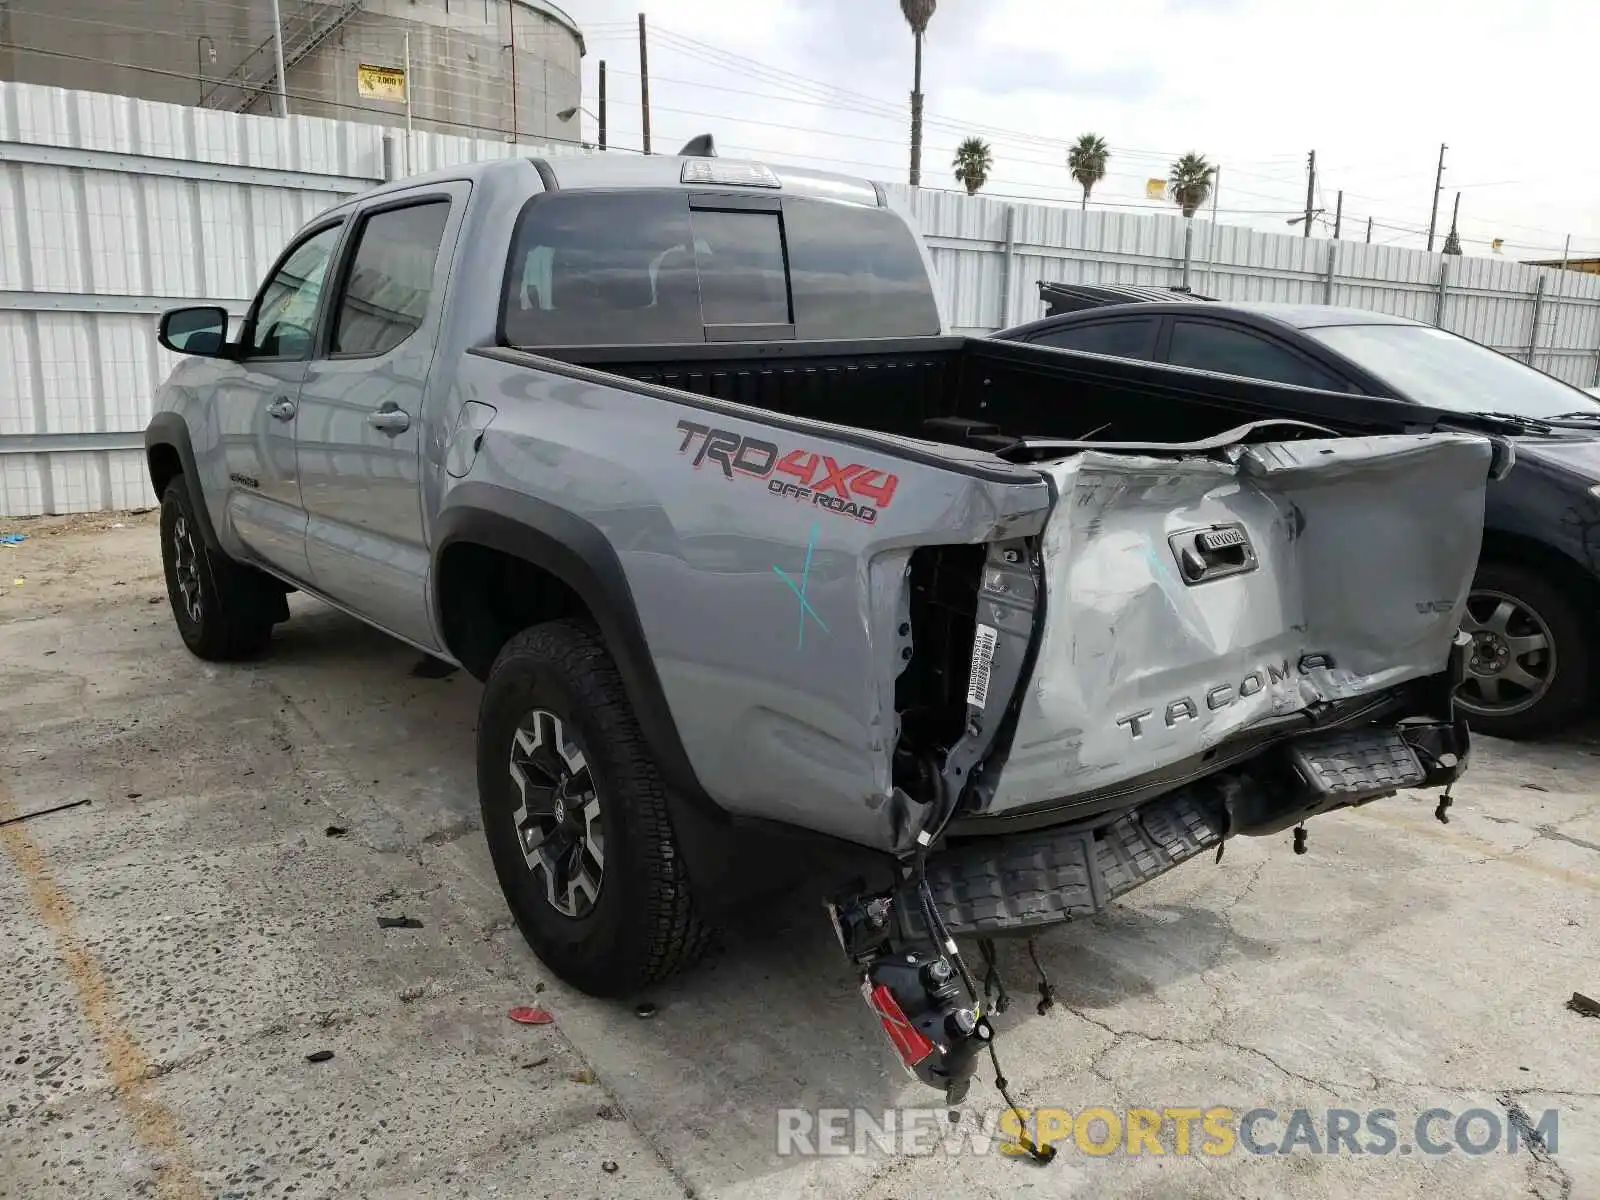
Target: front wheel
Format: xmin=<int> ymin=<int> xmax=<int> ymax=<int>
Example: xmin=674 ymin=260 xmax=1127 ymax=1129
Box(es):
xmin=159 ymin=478 xmax=279 ymax=661
xmin=476 ymin=620 xmax=713 ymax=997
xmin=1455 ymin=561 xmax=1592 ymax=739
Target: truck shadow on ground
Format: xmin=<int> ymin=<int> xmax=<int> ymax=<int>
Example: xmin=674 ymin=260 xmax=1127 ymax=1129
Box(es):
xmin=245 ymin=606 xmax=1330 ymax=1188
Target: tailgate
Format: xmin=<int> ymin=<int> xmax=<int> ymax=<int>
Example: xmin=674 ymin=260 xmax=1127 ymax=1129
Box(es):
xmin=986 ymin=432 xmax=1491 ymax=814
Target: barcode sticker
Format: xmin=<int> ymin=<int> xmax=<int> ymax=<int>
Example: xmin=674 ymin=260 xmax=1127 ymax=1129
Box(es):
xmin=966 ymin=623 xmax=999 ymax=710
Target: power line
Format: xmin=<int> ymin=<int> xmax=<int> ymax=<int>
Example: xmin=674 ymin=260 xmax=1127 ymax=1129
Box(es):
xmin=7 ymin=31 xmax=1594 ymax=253
xmin=604 ymin=27 xmax=1600 ymax=245
xmin=584 ymin=62 xmax=1326 ymax=188
xmin=634 ymin=25 xmax=1301 ymax=169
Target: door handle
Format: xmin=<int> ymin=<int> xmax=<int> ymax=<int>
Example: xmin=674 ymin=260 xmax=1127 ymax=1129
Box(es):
xmin=266 ymin=397 xmax=297 ymax=420
xmin=368 ymin=405 xmax=411 ymax=434
xmin=1169 ymin=523 xmax=1258 ymax=585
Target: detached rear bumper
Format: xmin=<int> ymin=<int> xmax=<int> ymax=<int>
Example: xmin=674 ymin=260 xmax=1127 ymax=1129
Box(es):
xmin=900 ymin=710 xmax=1468 ymax=939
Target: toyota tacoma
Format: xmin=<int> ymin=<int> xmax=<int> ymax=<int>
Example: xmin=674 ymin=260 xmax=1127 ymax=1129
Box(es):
xmin=146 ymin=145 xmax=1494 ymax=1105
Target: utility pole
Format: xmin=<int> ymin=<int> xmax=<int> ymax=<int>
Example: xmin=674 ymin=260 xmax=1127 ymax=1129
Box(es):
xmin=597 ymin=60 xmax=607 ymax=151
xmin=1426 ymin=142 xmax=1447 ymax=252
xmin=403 ymin=30 xmax=413 ymax=172
xmin=507 ymin=4 xmax=518 ymax=142
xmin=268 ymin=0 xmax=289 ymax=116
xmin=1333 ymin=189 xmax=1343 ymax=239
xmin=1365 ymin=216 xmax=1373 ymax=244
xmin=638 ymin=13 xmax=652 ymax=155
xmin=1560 ymin=233 xmax=1571 ymax=272
xmin=1303 ymin=150 xmax=1316 ymax=237
xmin=1200 ymin=165 xmax=1222 ymax=290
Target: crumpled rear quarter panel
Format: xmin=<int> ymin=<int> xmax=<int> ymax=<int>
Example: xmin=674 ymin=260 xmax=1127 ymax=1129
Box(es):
xmin=988 ymin=432 xmax=1491 ymax=813
xmin=454 ymin=357 xmax=1053 ymax=851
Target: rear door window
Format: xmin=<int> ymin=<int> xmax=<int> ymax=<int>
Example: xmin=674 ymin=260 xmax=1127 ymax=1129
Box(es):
xmin=1029 ymin=317 xmax=1158 ymax=361
xmin=330 ymin=200 xmax=451 ymax=357
xmin=1167 ymin=319 xmax=1347 ymax=390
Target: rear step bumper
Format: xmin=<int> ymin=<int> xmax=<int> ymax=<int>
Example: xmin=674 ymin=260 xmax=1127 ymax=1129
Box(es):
xmin=901 ymin=779 xmax=1226 ymax=938
xmin=899 ymin=720 xmax=1466 ymax=939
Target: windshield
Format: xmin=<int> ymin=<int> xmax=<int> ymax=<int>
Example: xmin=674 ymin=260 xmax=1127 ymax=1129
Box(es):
xmin=1305 ymin=323 xmax=1600 ymax=419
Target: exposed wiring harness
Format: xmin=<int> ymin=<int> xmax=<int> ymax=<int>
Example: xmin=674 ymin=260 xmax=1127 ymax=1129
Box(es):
xmin=913 ymin=847 xmax=1056 ymax=1165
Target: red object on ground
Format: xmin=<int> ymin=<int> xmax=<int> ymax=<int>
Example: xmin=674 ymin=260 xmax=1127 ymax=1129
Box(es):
xmin=508 ymin=1006 xmax=555 ymax=1025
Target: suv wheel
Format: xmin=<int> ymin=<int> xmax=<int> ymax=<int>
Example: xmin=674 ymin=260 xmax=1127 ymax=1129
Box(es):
xmin=1455 ymin=561 xmax=1591 ymax=739
xmin=159 ymin=478 xmax=280 ymax=661
xmin=477 ymin=620 xmax=712 ymax=997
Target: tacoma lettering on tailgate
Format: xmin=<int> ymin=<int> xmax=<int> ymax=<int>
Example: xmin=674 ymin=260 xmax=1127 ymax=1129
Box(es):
xmin=1116 ymin=653 xmax=1337 ymax=739
xmin=675 ymin=420 xmax=899 ymax=524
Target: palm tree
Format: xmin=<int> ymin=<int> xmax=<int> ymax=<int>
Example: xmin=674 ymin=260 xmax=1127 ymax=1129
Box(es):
xmin=900 ymin=0 xmax=937 ymax=186
xmin=1168 ymin=152 xmax=1215 ymax=217
xmin=952 ymin=138 xmax=993 ymax=196
xmin=1067 ymin=133 xmax=1109 ymax=210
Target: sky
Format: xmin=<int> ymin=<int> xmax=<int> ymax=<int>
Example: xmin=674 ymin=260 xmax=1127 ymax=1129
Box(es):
xmin=564 ymin=0 xmax=1598 ymax=259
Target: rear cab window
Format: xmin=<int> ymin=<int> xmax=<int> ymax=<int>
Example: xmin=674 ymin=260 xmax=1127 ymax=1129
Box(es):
xmin=500 ymin=189 xmax=940 ymax=348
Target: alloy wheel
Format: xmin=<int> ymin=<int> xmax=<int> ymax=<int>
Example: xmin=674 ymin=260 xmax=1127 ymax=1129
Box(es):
xmin=171 ymin=514 xmax=203 ymax=624
xmin=508 ymin=708 xmax=605 ymax=918
xmin=1456 ymin=589 xmax=1556 ymax=718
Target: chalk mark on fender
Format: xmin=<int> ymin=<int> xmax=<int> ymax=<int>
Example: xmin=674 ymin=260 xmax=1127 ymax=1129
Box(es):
xmin=773 ymin=521 xmax=829 ymax=650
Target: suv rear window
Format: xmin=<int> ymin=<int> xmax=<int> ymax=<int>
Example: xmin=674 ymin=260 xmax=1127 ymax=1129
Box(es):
xmin=501 ymin=190 xmax=939 ymax=347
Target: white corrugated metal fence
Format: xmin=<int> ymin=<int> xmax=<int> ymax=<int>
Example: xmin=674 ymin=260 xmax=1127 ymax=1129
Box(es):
xmin=5 ymin=81 xmax=1600 ymax=516
xmin=887 ymin=184 xmax=1600 ymax=377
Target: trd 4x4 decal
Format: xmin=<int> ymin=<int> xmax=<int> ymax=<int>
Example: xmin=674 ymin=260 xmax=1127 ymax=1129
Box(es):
xmin=674 ymin=420 xmax=900 ymax=524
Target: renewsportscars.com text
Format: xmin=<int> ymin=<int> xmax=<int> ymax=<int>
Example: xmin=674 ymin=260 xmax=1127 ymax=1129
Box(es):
xmin=775 ymin=1105 xmax=1560 ymax=1158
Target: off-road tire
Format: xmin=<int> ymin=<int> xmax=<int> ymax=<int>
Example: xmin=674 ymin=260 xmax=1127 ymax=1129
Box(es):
xmin=477 ymin=619 xmax=713 ymax=997
xmin=1456 ymin=559 xmax=1591 ymax=740
xmin=159 ymin=477 xmax=278 ymax=661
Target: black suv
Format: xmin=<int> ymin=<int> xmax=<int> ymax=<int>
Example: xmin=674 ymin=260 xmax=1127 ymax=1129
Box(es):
xmin=997 ymin=290 xmax=1600 ymax=739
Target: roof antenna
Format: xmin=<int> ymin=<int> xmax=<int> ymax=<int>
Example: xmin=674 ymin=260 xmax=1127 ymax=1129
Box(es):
xmin=678 ymin=133 xmax=716 ymax=157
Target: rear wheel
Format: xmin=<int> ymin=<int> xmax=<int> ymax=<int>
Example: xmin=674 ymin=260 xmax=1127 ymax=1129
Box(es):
xmin=159 ymin=478 xmax=280 ymax=661
xmin=477 ymin=620 xmax=712 ymax=997
xmin=1455 ymin=560 xmax=1591 ymax=739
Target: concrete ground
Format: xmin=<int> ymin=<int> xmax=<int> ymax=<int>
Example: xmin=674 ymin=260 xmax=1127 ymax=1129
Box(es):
xmin=1 ymin=512 xmax=1596 ymax=1200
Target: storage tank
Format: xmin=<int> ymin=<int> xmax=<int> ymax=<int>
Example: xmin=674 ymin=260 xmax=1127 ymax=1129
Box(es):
xmin=0 ymin=0 xmax=584 ymax=144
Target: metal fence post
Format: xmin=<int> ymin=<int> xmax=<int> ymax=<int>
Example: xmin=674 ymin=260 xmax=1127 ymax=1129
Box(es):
xmin=998 ymin=205 xmax=1017 ymax=329
xmin=1181 ymin=219 xmax=1194 ymax=290
xmin=1323 ymin=240 xmax=1338 ymax=305
xmin=1591 ymin=314 xmax=1600 ymax=388
xmin=1434 ymin=257 xmax=1450 ymax=327
xmin=381 ymin=134 xmax=399 ymax=182
xmin=1526 ymin=274 xmax=1546 ymax=366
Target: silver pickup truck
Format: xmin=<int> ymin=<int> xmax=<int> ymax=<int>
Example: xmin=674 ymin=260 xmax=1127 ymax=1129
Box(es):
xmin=147 ymin=149 xmax=1490 ymax=1102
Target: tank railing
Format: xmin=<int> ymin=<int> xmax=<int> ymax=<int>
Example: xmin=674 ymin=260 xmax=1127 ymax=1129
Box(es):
xmin=200 ymin=0 xmax=365 ymax=114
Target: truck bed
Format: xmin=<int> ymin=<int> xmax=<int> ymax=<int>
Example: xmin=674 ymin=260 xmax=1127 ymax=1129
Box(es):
xmin=465 ymin=334 xmax=1486 ymax=854
xmin=540 ymin=335 xmax=1436 ymax=451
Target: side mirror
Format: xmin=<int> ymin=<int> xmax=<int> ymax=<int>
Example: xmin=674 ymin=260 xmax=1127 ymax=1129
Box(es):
xmin=158 ymin=306 xmax=231 ymax=357
xmin=1487 ymin=435 xmax=1517 ymax=482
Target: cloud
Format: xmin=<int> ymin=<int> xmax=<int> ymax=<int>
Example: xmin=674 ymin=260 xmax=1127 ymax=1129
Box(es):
xmin=573 ymin=0 xmax=1600 ymax=254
